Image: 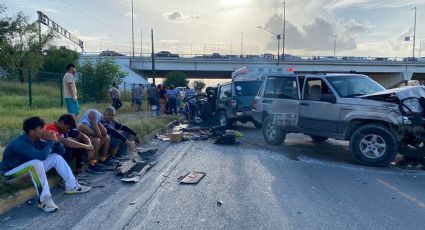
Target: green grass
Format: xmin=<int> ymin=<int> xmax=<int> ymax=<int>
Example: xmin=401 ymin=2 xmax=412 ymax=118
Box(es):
xmin=0 ymin=80 xmax=175 ymax=197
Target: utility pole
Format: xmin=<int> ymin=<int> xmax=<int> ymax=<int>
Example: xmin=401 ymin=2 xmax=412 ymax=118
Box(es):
xmin=131 ymin=0 xmax=135 ymax=58
xmin=277 ymin=34 xmax=281 ymax=66
xmin=282 ymin=1 xmax=286 ymax=61
xmin=140 ymin=27 xmax=143 ymax=56
xmin=38 ymin=20 xmax=42 ymax=54
xmin=333 ymin=35 xmax=337 ymax=58
xmin=241 ymin=32 xmax=244 ymax=57
xmin=151 ymin=29 xmax=156 ymax=84
xmin=412 ymin=7 xmax=417 ymax=59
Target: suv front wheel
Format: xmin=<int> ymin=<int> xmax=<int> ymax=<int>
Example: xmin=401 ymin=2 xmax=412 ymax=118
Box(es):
xmin=350 ymin=124 xmax=398 ymax=167
xmin=262 ymin=116 xmax=286 ymax=145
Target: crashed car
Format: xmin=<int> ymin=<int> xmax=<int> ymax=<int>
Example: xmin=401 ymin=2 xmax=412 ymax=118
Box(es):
xmin=252 ymin=73 xmax=425 ymax=166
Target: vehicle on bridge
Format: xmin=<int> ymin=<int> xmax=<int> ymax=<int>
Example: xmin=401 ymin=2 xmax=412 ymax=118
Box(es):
xmin=252 ymin=73 xmax=425 ymax=167
xmin=155 ymin=51 xmax=179 ymax=58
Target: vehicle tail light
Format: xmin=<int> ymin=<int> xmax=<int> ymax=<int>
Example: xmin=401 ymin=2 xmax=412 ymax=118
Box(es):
xmin=232 ymin=99 xmax=237 ymax=109
xmin=253 ymin=99 xmax=257 ymax=110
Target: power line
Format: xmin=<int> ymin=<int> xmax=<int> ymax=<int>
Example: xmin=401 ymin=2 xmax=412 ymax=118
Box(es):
xmin=61 ymin=0 xmax=128 ymax=34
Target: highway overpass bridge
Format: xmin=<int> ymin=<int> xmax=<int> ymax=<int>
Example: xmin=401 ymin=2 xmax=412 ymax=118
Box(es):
xmin=79 ymin=55 xmax=425 ymax=88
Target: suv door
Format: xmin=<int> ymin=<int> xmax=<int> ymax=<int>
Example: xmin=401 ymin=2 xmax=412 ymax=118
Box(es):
xmin=299 ymin=77 xmax=339 ymax=135
xmin=262 ymin=76 xmax=300 ymax=127
xmin=217 ymin=84 xmax=234 ymax=118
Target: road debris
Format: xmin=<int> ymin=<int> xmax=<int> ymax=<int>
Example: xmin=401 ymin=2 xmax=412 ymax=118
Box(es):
xmin=137 ymin=148 xmax=158 ymax=156
xmin=178 ymin=171 xmax=206 ymax=184
xmin=216 ymin=200 xmax=223 ymax=206
xmin=121 ymin=161 xmax=157 ymax=183
xmin=130 ymin=201 xmax=136 ymax=205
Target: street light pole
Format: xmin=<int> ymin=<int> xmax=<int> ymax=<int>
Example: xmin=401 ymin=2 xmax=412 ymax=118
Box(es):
xmin=131 ymin=0 xmax=135 ymax=58
xmin=420 ymin=37 xmax=423 ymax=58
xmin=282 ymin=1 xmax=286 ymax=61
xmin=412 ymin=7 xmax=417 ymax=59
xmin=257 ymin=26 xmax=281 ymax=66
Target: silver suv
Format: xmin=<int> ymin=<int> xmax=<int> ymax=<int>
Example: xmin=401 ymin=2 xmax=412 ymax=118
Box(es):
xmin=252 ymin=73 xmax=425 ymax=166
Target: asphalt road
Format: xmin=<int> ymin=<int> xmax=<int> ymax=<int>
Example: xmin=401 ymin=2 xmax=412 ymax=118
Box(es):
xmin=2 ymin=123 xmax=425 ymax=230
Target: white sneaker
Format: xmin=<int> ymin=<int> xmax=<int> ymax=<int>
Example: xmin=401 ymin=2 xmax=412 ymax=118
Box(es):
xmin=38 ymin=196 xmax=59 ymax=212
xmin=65 ymin=183 xmax=92 ymax=195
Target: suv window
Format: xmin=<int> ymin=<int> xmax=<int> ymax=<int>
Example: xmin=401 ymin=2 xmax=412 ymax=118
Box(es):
xmin=234 ymin=81 xmax=263 ymax=96
xmin=304 ymin=78 xmax=334 ymax=101
xmin=264 ymin=77 xmax=298 ymax=99
xmin=327 ymin=75 xmax=385 ymax=97
xmin=219 ymin=84 xmax=232 ymax=99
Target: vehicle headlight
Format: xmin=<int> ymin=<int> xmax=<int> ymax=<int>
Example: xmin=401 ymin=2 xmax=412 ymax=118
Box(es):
xmin=402 ymin=98 xmax=423 ymax=113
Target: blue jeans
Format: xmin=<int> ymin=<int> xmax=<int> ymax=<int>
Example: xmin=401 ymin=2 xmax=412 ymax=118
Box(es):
xmin=168 ymin=98 xmax=177 ymax=115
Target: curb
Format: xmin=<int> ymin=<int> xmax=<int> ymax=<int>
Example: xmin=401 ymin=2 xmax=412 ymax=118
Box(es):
xmin=0 ymin=176 xmax=60 ymax=215
xmin=0 ymin=116 xmax=183 ymax=215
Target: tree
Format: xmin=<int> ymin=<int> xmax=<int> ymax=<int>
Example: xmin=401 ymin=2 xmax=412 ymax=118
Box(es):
xmin=0 ymin=5 xmax=55 ymax=82
xmin=192 ymin=80 xmax=206 ymax=92
xmin=42 ymin=46 xmax=79 ymax=73
xmin=77 ymin=58 xmax=127 ymax=102
xmin=163 ymin=71 xmax=188 ymax=87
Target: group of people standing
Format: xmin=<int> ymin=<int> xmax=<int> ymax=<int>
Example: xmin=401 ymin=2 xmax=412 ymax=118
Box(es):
xmin=129 ymin=83 xmax=194 ymax=116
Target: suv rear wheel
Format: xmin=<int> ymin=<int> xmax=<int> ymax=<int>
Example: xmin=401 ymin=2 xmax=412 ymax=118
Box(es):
xmin=350 ymin=124 xmax=398 ymax=167
xmin=262 ymin=116 xmax=286 ymax=145
xmin=218 ymin=110 xmax=231 ymax=128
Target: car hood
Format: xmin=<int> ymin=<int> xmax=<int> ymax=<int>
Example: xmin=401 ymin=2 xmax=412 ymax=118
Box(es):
xmin=360 ymin=86 xmax=425 ymax=101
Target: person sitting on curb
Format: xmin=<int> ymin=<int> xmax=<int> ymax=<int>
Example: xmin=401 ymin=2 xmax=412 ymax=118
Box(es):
xmin=1 ymin=117 xmax=91 ymax=212
xmin=100 ymin=106 xmax=141 ymax=160
xmin=44 ymin=114 xmax=105 ymax=174
xmin=77 ymin=109 xmax=115 ymax=167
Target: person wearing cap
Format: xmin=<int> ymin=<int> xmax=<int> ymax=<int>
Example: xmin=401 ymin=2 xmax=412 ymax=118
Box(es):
xmin=63 ymin=64 xmax=79 ymax=116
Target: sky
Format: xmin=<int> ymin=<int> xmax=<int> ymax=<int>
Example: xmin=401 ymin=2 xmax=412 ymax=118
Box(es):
xmin=3 ymin=0 xmax=425 ymax=58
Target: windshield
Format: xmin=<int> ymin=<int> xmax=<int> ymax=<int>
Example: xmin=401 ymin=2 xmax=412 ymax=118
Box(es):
xmin=234 ymin=81 xmax=263 ymax=96
xmin=327 ymin=76 xmax=385 ymax=98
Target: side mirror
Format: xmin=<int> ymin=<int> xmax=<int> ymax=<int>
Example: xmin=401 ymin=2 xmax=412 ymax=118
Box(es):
xmin=320 ymin=94 xmax=337 ymax=103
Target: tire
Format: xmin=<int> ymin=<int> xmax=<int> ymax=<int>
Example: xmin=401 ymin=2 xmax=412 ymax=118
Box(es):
xmin=310 ymin=135 xmax=328 ymax=142
xmin=399 ymin=141 xmax=425 ymax=158
xmin=218 ymin=110 xmax=231 ymax=128
xmin=192 ymin=110 xmax=203 ymax=125
xmin=262 ymin=116 xmax=286 ymax=145
xmin=253 ymin=121 xmax=262 ymax=129
xmin=349 ymin=124 xmax=398 ymax=167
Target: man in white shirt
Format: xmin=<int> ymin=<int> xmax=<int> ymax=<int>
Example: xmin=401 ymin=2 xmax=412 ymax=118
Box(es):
xmin=63 ymin=64 xmax=79 ymax=116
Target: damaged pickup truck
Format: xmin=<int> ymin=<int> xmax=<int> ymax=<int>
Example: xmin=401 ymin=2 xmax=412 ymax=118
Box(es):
xmin=252 ymin=73 xmax=425 ymax=166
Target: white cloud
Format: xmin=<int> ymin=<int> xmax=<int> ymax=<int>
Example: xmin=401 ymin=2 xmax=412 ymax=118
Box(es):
xmin=262 ymin=14 xmax=371 ymax=52
xmin=325 ymin=0 xmax=425 ymax=10
xmin=164 ymin=11 xmax=200 ymax=22
xmin=389 ymin=27 xmax=414 ymax=52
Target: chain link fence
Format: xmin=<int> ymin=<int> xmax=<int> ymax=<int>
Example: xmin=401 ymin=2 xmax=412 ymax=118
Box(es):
xmin=0 ymin=68 xmax=140 ymax=109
